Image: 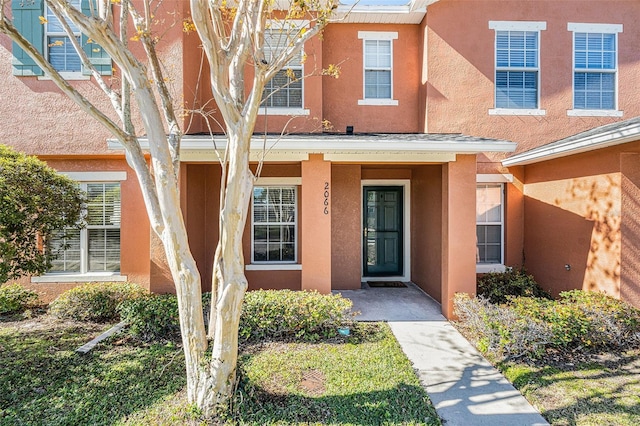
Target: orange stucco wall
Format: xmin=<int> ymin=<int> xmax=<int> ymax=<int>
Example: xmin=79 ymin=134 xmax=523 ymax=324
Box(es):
xmin=522 ymin=141 xmax=640 ymax=300
xmin=411 ymin=165 xmax=443 ymax=301
xmin=425 ymin=0 xmax=640 ymax=162
xmin=19 ymin=158 xmax=151 ymax=302
xmin=442 ymin=155 xmax=478 ymax=318
xmin=331 ymin=165 xmax=362 ymax=290
xmin=322 ymin=24 xmax=422 ymax=134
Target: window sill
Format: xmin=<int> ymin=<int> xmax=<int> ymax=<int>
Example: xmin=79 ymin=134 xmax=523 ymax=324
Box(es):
xmin=31 ymin=273 xmax=128 ymax=283
xmin=38 ymin=73 xmax=90 ymax=81
xmin=567 ymin=109 xmax=623 ymax=117
xmin=246 ymin=264 xmax=302 ymax=271
xmin=358 ymin=99 xmax=399 ymax=106
xmin=489 ymin=108 xmax=546 ymax=116
xmin=476 ymin=264 xmax=506 ymax=274
xmin=258 ymin=108 xmax=310 ymax=116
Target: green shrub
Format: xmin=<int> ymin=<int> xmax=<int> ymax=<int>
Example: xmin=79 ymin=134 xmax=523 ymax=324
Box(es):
xmin=455 ymin=290 xmax=640 ymax=361
xmin=119 ymin=290 xmax=353 ymax=343
xmin=118 ymin=294 xmax=181 ymax=342
xmin=49 ymin=282 xmax=146 ymax=322
xmin=477 ymin=267 xmax=551 ymax=304
xmin=0 ymin=283 xmax=39 ymax=315
xmin=239 ymin=290 xmax=352 ymax=342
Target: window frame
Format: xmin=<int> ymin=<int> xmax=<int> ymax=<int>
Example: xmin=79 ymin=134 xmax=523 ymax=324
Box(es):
xmin=357 ymin=31 xmax=399 ymax=106
xmin=258 ymin=22 xmax=309 ymax=116
xmin=476 ymin=179 xmax=507 ymax=274
xmin=567 ymin=23 xmax=623 ymax=117
xmin=43 ymin=0 xmax=87 ymax=80
xmin=249 ymin=180 xmax=300 ymax=269
xmin=31 ymin=172 xmax=127 ymax=283
xmin=488 ymin=21 xmax=546 ymax=116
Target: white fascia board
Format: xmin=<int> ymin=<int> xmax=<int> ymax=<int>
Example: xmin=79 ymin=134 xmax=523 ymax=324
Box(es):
xmin=503 ymin=121 xmax=640 ymax=166
xmin=108 ymin=136 xmax=517 ymax=163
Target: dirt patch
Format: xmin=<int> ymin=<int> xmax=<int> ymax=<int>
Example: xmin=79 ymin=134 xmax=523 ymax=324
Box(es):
xmin=300 ymin=369 xmax=326 ymax=396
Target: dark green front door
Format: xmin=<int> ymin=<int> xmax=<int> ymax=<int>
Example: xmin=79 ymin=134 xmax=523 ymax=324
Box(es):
xmin=363 ymin=187 xmax=403 ymax=276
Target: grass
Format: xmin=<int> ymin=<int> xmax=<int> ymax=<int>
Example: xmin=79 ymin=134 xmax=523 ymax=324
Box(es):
xmin=0 ymin=315 xmax=439 ymax=425
xmin=498 ymin=352 xmax=640 ymax=426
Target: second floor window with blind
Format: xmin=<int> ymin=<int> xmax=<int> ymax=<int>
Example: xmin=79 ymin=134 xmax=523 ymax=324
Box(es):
xmin=495 ymin=30 xmax=539 ymax=109
xmin=45 ymin=0 xmax=82 ymax=73
xmin=261 ymin=29 xmax=303 ymax=109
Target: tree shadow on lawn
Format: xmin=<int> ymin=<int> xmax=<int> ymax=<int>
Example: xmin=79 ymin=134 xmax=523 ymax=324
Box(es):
xmin=502 ymin=352 xmax=640 ymax=425
xmin=0 ymin=323 xmax=186 ymax=426
xmin=232 ymin=381 xmax=439 ymax=425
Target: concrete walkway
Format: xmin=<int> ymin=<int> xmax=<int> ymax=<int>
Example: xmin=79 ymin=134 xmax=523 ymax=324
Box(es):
xmin=337 ymin=283 xmax=549 ymax=426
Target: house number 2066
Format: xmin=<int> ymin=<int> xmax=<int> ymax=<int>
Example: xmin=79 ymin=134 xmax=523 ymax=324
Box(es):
xmin=323 ymin=182 xmax=330 ymax=215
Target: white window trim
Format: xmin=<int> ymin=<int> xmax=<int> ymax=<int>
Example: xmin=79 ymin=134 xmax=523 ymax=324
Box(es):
xmin=31 ymin=272 xmax=128 ymax=283
xmin=250 ymin=182 xmax=299 ymax=267
xmin=43 ymin=1 xmax=84 ymax=78
xmin=360 ymin=179 xmax=411 ymax=283
xmin=489 ymin=21 xmax=546 ymax=114
xmin=489 ymin=108 xmax=546 ymax=116
xmin=568 ymin=23 xmax=623 ymax=115
xmin=260 ymin=21 xmax=309 ymax=113
xmin=32 ymin=178 xmax=125 ymax=282
xmin=258 ymin=107 xmax=310 ymax=116
xmin=358 ymin=31 xmax=399 ymax=106
xmin=476 ymin=182 xmax=505 ymax=274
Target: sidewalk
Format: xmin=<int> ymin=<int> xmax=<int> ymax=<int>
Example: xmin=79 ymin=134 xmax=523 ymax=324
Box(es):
xmin=337 ymin=284 xmax=549 ymax=426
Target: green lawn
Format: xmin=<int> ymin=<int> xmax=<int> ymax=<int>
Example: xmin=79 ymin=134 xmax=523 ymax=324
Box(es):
xmin=500 ymin=352 xmax=640 ymax=426
xmin=0 ymin=316 xmax=439 ymax=425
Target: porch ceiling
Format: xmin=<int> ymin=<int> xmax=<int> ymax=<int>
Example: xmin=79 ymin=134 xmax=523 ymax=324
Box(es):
xmin=107 ymin=133 xmax=517 ymax=163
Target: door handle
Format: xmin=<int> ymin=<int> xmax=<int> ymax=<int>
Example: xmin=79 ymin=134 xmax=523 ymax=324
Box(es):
xmin=364 ymin=227 xmax=368 ymax=237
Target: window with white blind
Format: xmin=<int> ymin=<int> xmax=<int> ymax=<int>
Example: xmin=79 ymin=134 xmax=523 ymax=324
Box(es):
xmin=261 ymin=29 xmax=303 ymax=110
xmin=45 ymin=0 xmax=82 ymax=73
xmin=251 ymin=186 xmax=297 ymax=263
xmin=568 ymin=23 xmax=622 ymax=116
xmin=358 ymin=31 xmax=398 ymax=106
xmin=476 ymin=184 xmax=503 ymax=267
xmin=49 ymin=182 xmax=121 ymax=273
xmin=489 ymin=21 xmax=546 ymax=115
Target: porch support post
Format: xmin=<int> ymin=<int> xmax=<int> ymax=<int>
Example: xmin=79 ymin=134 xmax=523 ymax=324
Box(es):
xmin=301 ymin=154 xmax=332 ymax=293
xmin=441 ymin=154 xmax=477 ymax=319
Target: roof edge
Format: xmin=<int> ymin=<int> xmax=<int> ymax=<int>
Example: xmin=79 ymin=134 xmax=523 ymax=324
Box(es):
xmin=503 ymin=120 xmax=640 ymax=167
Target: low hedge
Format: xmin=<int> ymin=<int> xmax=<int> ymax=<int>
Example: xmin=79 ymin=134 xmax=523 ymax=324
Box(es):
xmin=455 ymin=290 xmax=640 ymax=361
xmin=119 ymin=289 xmax=353 ymax=343
xmin=49 ymin=282 xmax=146 ymax=322
xmin=0 ymin=283 xmax=39 ymax=315
xmin=477 ymin=267 xmax=551 ymax=304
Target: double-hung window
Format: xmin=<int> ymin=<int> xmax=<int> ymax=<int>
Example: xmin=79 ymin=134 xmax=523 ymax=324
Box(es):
xmin=261 ymin=29 xmax=304 ymax=112
xmin=489 ymin=21 xmax=546 ymax=115
xmin=49 ymin=182 xmax=121 ymax=274
xmin=251 ymin=186 xmax=297 ymax=263
xmin=568 ymin=23 xmax=623 ymax=116
xmin=358 ymin=31 xmax=398 ymax=106
xmin=476 ymin=183 xmax=504 ymax=272
xmin=45 ymin=0 xmax=82 ymax=73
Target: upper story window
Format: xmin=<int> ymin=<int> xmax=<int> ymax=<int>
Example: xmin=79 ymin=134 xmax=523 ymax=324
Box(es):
xmin=358 ymin=31 xmax=398 ymax=106
xmin=45 ymin=0 xmax=82 ymax=73
xmin=489 ymin=21 xmax=546 ymax=116
xmin=251 ymin=186 xmax=297 ymax=263
xmin=261 ymin=29 xmax=304 ymax=112
xmin=568 ymin=23 xmax=623 ymax=117
xmin=49 ymin=182 xmax=121 ymax=274
xmin=11 ymin=0 xmax=112 ymax=78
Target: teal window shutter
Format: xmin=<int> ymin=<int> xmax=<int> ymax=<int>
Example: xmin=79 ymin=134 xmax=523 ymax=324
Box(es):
xmin=81 ymin=0 xmax=112 ymax=75
xmin=11 ymin=0 xmax=45 ymax=76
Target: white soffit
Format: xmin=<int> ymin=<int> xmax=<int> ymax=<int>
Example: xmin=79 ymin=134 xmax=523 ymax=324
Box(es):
xmin=332 ymin=0 xmax=439 ymax=24
xmin=108 ymin=134 xmax=516 ymax=163
xmin=503 ymin=120 xmax=640 ymax=166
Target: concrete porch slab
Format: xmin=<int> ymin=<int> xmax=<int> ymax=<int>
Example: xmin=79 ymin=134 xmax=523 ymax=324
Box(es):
xmin=336 ymin=283 xmax=549 ymax=426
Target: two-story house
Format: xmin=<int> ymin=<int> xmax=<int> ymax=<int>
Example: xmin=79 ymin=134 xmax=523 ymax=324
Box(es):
xmin=2 ymin=0 xmax=639 ymax=318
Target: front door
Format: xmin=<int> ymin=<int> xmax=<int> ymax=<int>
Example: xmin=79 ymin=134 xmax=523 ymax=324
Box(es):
xmin=363 ymin=186 xmax=403 ymax=276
